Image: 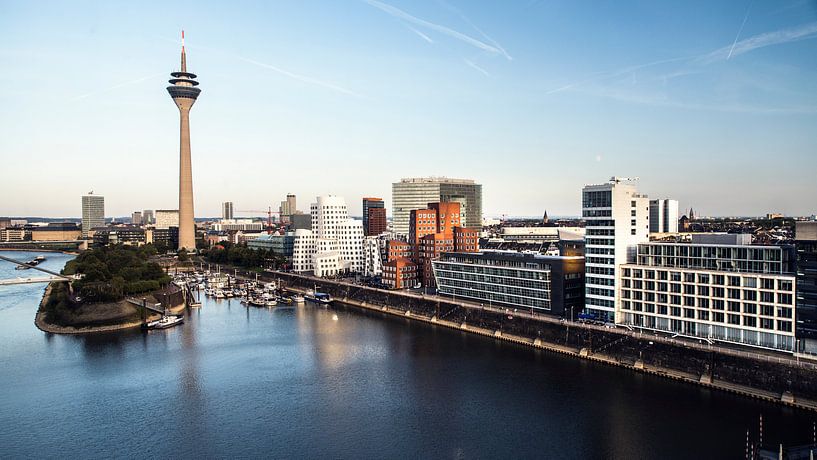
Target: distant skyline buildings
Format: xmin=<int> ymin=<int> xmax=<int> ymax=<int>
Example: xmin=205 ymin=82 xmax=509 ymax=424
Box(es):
xmin=221 ymin=201 xmax=234 ymax=221
xmin=81 ymin=192 xmax=104 ymax=238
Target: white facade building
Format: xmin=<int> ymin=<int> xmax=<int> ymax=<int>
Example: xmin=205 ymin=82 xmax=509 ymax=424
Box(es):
xmin=291 ymin=196 xmax=365 ymax=277
xmin=649 ymin=199 xmax=679 ymax=233
xmin=212 ymin=219 xmax=263 ymax=232
xmin=620 ymin=234 xmax=797 ymax=352
xmin=583 ymin=178 xmax=650 ymax=322
xmin=364 ymin=236 xmax=384 ymax=277
xmin=155 ymin=209 xmax=180 ymax=230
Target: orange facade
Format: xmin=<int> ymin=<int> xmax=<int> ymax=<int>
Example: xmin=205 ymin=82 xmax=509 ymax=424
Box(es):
xmin=382 ymin=257 xmax=418 ymax=289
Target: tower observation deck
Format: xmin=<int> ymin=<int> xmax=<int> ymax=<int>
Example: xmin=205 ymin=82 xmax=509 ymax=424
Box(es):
xmin=167 ymin=30 xmax=200 ymax=252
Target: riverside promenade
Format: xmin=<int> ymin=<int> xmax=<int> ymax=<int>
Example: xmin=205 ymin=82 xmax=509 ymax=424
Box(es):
xmin=219 ymin=265 xmax=817 ymax=412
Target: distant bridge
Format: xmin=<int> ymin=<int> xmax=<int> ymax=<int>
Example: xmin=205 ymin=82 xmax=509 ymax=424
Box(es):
xmin=0 ymin=276 xmax=76 ymax=286
xmin=0 ymin=253 xmax=75 ymax=286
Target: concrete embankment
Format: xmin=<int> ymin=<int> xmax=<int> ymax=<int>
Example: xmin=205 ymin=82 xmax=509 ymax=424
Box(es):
xmin=264 ymin=270 xmax=817 ymax=413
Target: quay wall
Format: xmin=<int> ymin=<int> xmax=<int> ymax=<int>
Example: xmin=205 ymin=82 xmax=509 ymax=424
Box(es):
xmin=260 ymin=270 xmax=817 ymax=412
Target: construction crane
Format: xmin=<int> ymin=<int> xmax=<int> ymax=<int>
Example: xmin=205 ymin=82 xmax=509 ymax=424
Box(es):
xmin=236 ymin=207 xmax=281 ymax=235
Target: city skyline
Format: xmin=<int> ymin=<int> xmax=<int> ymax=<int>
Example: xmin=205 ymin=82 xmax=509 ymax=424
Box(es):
xmin=1 ymin=1 xmax=816 ymax=218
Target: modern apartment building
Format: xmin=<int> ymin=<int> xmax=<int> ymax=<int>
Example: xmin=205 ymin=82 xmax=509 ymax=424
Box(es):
xmin=222 ymin=202 xmax=234 ymax=220
xmin=81 ymin=192 xmax=105 ymax=238
xmin=392 ymin=177 xmax=482 ymax=236
xmin=582 ymin=178 xmax=650 ymax=322
xmin=649 ymin=199 xmax=679 ymax=233
xmin=432 ymin=252 xmax=585 ymax=317
xmin=619 ymin=234 xmax=797 ymax=352
xmin=291 ymin=195 xmax=364 ymax=277
xmin=131 ymin=211 xmax=143 ymax=226
xmin=795 ymin=221 xmax=817 ymax=353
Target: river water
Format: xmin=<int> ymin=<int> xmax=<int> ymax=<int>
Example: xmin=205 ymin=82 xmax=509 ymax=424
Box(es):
xmin=0 ymin=251 xmax=814 ymax=459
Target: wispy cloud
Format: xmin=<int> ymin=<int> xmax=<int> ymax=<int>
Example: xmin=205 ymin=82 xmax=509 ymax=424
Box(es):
xmin=702 ymin=21 xmax=817 ymax=63
xmin=405 ymin=24 xmax=434 ymax=43
xmin=545 ymin=57 xmax=688 ymax=94
xmin=464 ymin=58 xmax=491 ymax=77
xmin=362 ymin=0 xmax=511 ymax=60
xmin=238 ymin=56 xmax=362 ymax=98
xmin=546 ymin=21 xmax=817 ymax=97
xmin=72 ymin=73 xmax=164 ymax=101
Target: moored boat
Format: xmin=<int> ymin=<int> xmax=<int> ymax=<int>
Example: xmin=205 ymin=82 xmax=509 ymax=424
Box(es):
xmin=144 ymin=314 xmax=184 ymax=330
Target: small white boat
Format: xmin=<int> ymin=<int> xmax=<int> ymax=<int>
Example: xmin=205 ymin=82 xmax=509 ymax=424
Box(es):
xmin=144 ymin=315 xmax=184 ymax=330
xmin=291 ymin=294 xmax=305 ymax=304
xmin=214 ymin=289 xmax=225 ymax=299
xmin=305 ymin=291 xmax=333 ymax=305
xmin=265 ymin=299 xmax=277 ymax=307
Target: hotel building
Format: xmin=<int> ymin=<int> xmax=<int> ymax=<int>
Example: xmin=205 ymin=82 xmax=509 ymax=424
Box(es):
xmin=582 ymin=178 xmax=650 ymax=322
xmin=619 ymin=234 xmax=797 ymax=352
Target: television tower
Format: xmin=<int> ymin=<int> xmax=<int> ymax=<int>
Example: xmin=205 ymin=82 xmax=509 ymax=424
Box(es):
xmin=167 ymin=30 xmax=201 ymax=251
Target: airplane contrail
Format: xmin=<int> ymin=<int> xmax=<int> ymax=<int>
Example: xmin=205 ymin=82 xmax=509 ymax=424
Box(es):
xmin=363 ymin=0 xmax=511 ymax=60
xmin=72 ymin=73 xmax=164 ymax=101
xmin=238 ymin=56 xmax=363 ymax=98
xmin=464 ymin=59 xmax=491 ymax=77
xmin=728 ymin=1 xmax=753 ymax=60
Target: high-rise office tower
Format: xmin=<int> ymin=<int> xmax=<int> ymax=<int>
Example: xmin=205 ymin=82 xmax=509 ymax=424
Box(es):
xmin=131 ymin=211 xmax=143 ymax=226
xmin=392 ymin=177 xmax=482 ymax=237
xmin=167 ymin=30 xmax=201 ymax=251
xmin=796 ymin=221 xmax=817 ymax=353
xmin=582 ymin=178 xmax=649 ymax=322
xmin=222 ymin=202 xmax=234 ymax=221
xmin=362 ymin=197 xmax=385 ymax=236
xmin=81 ymin=192 xmax=105 ymax=238
xmin=649 ymin=199 xmax=679 ymax=233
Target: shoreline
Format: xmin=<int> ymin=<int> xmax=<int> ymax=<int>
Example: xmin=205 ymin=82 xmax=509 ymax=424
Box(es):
xmin=35 ymin=282 xmax=185 ymax=335
xmin=323 ymin=292 xmax=817 ymax=413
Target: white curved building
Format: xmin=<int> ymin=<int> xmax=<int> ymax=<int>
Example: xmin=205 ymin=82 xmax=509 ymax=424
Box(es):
xmin=292 ymin=196 xmax=364 ymax=277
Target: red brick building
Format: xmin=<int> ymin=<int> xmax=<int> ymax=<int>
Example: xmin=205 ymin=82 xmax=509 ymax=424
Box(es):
xmin=385 ymin=240 xmax=412 ymax=262
xmin=382 ymin=257 xmax=418 ymax=289
xmin=367 ymin=207 xmax=387 ymax=236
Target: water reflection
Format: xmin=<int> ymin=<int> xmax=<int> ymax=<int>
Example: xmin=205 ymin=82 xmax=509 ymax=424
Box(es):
xmin=1 ymin=263 xmax=815 ymax=458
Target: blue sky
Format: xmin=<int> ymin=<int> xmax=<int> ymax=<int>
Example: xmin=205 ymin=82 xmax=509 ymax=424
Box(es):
xmin=1 ymin=0 xmax=816 ymax=218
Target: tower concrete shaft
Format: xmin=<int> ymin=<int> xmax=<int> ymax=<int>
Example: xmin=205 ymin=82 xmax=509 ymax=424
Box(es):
xmin=167 ymin=31 xmax=201 ymax=251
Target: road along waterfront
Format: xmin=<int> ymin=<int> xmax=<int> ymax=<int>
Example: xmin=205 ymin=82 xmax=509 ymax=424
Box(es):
xmin=1 ymin=254 xmax=816 ymax=458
